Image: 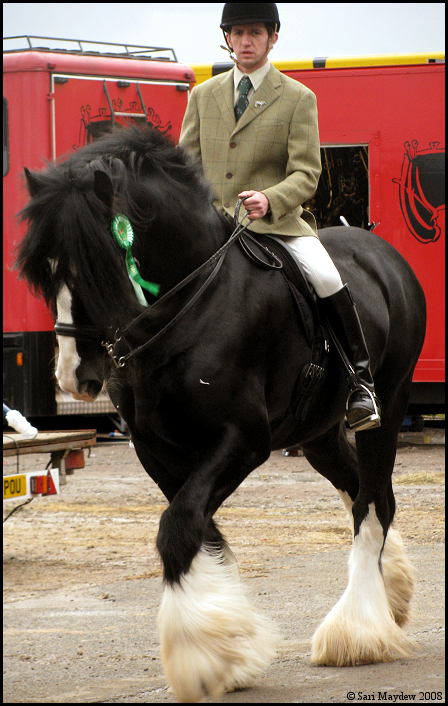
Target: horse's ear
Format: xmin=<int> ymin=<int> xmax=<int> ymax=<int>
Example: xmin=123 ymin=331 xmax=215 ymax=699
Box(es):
xmin=24 ymin=167 xmax=41 ymax=197
xmin=93 ymin=170 xmax=114 ymax=209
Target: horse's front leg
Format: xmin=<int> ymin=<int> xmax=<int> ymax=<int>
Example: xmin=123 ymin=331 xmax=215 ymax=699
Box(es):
xmin=156 ymin=421 xmax=278 ymax=703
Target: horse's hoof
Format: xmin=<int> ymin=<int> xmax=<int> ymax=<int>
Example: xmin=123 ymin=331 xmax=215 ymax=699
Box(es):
xmin=158 ymin=546 xmax=278 ymax=702
xmin=311 ymin=613 xmax=416 ymax=667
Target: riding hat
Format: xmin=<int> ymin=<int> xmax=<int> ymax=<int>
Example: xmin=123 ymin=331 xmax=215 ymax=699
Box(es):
xmin=220 ymin=3 xmax=280 ymax=32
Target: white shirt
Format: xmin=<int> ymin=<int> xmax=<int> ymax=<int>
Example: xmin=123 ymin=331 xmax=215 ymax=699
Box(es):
xmin=233 ymin=61 xmax=271 ymax=106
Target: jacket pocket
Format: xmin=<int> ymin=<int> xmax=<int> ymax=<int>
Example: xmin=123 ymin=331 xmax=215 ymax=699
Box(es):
xmin=254 ymin=119 xmax=289 ymax=145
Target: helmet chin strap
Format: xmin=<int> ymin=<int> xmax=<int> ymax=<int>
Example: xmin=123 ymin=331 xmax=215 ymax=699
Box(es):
xmin=220 ymin=31 xmax=239 ymax=66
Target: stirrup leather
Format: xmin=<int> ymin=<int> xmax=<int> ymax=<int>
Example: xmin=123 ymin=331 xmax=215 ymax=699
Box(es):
xmin=346 ymin=384 xmax=381 ymax=432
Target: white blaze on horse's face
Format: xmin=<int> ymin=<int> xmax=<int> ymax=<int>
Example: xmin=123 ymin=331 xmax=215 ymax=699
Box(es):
xmin=55 ymin=284 xmax=94 ymax=402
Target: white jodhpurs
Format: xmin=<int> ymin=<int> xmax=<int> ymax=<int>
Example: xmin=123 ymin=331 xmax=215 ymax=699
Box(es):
xmin=275 ymin=235 xmax=344 ymax=298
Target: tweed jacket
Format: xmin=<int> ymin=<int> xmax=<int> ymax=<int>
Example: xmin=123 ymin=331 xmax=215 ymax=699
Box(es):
xmin=179 ymin=64 xmax=321 ymax=237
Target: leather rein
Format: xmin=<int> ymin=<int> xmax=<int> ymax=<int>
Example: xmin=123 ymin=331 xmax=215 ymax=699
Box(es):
xmin=54 ymin=199 xmax=283 ymax=368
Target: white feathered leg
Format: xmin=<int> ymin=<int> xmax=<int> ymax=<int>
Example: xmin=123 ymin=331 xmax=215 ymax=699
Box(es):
xmin=380 ymin=525 xmax=415 ymax=626
xmin=338 ymin=491 xmax=415 ymax=626
xmin=311 ymin=501 xmax=415 ymax=666
xmin=157 ymin=544 xmax=278 ymax=703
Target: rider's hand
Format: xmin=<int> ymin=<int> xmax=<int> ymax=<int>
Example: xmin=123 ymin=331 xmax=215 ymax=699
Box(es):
xmin=239 ymin=191 xmax=270 ymax=220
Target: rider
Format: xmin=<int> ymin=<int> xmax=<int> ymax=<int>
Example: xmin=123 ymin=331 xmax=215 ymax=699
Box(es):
xmin=180 ymin=2 xmax=380 ymax=432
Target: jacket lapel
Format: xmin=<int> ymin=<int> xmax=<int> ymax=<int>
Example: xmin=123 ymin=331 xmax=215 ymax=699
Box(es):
xmin=211 ymin=71 xmax=237 ymax=135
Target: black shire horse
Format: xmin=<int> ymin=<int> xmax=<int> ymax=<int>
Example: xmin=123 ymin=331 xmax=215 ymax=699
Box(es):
xmin=16 ymin=127 xmax=426 ymax=702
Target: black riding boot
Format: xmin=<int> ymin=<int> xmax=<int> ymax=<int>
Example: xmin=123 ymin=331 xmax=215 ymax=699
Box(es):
xmin=321 ymin=285 xmax=381 ymax=431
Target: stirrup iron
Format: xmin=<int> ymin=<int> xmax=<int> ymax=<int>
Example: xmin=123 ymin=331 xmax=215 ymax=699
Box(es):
xmin=346 ymin=384 xmax=381 ymax=432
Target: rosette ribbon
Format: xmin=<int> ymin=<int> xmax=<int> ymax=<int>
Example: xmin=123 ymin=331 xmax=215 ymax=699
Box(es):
xmin=111 ymin=214 xmax=160 ymax=306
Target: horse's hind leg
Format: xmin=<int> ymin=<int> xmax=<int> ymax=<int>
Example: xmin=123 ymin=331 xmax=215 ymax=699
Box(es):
xmin=336 ymin=480 xmax=414 ymax=629
xmin=379 ymin=508 xmax=415 ymax=627
xmin=302 ymin=419 xmax=415 ymax=666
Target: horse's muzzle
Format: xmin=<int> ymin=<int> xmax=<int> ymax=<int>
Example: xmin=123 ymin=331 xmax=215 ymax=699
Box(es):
xmin=77 ymin=379 xmax=103 ymax=401
xmin=57 ymin=376 xmax=102 ymax=403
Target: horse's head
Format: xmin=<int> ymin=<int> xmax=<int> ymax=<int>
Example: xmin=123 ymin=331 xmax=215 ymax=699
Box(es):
xmin=16 ymin=152 xmax=144 ymax=402
xmin=15 ymin=126 xmax=230 ymax=402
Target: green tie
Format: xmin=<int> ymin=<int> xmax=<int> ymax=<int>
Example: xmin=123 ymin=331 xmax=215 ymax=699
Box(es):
xmin=234 ymin=75 xmax=252 ymax=121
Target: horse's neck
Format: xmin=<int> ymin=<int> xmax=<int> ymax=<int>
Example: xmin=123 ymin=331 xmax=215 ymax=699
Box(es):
xmin=149 ymin=210 xmax=229 ymax=289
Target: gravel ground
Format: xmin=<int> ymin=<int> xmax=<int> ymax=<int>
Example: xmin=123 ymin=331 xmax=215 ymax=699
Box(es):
xmin=3 ymin=434 xmax=445 ymax=703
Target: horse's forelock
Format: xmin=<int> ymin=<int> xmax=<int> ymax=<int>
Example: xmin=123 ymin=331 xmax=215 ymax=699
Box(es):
xmin=17 ymin=160 xmax=135 ymax=326
xmin=56 ymin=183 xmax=136 ymax=325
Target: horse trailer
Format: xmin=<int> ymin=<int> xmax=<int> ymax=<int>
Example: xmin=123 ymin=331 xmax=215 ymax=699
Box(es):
xmin=192 ymin=53 xmax=445 ymax=412
xmin=3 ymin=37 xmax=194 ymax=417
xmin=3 ymin=42 xmax=444 ymax=417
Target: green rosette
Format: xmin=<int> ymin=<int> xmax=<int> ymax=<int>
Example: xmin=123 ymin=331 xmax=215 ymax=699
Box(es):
xmin=111 ymin=215 xmax=160 ymax=303
xmin=112 ymin=214 xmax=134 ymax=248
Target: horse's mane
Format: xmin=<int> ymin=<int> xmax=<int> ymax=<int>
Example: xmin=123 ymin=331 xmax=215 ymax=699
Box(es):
xmin=15 ymin=127 xmax=222 ymax=325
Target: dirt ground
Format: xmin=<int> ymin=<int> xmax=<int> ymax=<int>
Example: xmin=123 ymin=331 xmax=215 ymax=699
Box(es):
xmin=3 ymin=432 xmax=445 ymax=704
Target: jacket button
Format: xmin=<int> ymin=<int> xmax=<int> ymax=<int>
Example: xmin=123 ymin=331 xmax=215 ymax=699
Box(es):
xmin=226 ymin=172 xmax=233 ymax=179
xmin=224 ymin=202 xmax=230 ymax=208
xmin=230 ymin=141 xmax=237 ymax=148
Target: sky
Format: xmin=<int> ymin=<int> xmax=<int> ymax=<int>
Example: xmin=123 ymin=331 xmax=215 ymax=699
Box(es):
xmin=3 ymin=3 xmax=445 ymax=66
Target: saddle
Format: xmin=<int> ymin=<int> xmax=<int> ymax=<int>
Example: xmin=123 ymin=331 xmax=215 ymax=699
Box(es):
xmin=238 ymin=231 xmax=329 ymax=436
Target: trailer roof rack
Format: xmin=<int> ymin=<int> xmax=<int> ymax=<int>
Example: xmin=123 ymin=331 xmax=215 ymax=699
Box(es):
xmin=3 ymin=36 xmax=178 ymax=62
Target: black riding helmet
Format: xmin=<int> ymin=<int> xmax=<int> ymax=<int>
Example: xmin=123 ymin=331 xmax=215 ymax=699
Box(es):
xmin=220 ymin=3 xmax=281 ymax=33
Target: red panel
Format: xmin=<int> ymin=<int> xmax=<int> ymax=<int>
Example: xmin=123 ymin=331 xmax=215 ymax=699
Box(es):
xmin=3 ymin=70 xmax=55 ymax=333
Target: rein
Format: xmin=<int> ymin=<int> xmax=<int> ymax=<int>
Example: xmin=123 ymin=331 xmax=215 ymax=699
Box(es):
xmin=55 ymin=199 xmax=281 ymax=368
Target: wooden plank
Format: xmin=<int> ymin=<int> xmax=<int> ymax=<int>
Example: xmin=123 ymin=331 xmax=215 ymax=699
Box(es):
xmin=3 ymin=430 xmax=96 ymax=457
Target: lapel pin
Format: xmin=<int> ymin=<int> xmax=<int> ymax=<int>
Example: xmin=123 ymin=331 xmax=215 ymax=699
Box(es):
xmin=254 ymin=100 xmax=266 ymax=108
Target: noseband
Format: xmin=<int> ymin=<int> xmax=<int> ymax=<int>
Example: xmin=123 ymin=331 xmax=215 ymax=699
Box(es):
xmin=54 ymin=321 xmax=104 ymax=340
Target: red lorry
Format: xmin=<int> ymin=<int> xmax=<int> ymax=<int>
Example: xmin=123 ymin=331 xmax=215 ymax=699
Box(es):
xmin=3 ymin=42 xmax=444 ymax=417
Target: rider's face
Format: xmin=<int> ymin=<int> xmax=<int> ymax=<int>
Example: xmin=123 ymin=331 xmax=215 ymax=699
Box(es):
xmin=227 ymin=23 xmax=278 ymax=73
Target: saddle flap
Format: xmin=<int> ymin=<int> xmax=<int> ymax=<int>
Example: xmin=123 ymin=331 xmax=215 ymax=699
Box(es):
xmin=250 ymin=233 xmax=318 ymax=346
xmin=238 ymin=232 xmax=330 ymax=431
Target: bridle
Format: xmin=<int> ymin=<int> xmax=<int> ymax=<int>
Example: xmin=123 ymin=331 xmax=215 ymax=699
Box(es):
xmin=54 ymin=199 xmax=283 ymax=368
